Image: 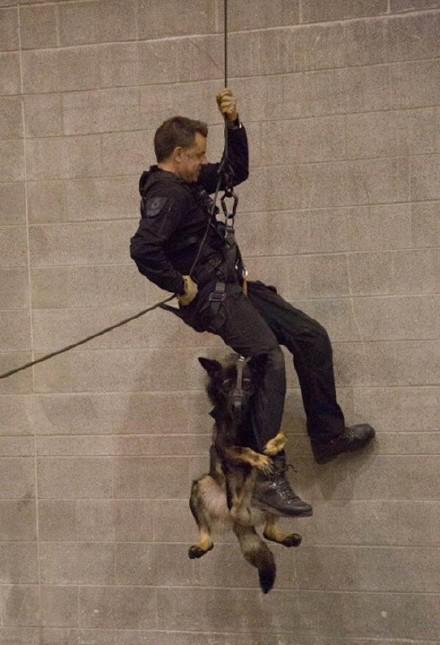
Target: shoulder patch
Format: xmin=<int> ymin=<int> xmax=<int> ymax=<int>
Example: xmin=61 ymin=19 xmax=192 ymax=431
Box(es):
xmin=144 ymin=196 xmax=168 ymax=218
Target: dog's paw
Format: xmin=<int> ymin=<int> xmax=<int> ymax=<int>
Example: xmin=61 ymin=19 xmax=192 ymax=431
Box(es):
xmin=255 ymin=454 xmax=274 ymax=474
xmin=263 ymin=432 xmax=287 ymax=456
xmin=188 ymin=543 xmax=213 ymax=559
xmin=282 ymin=533 xmax=302 ymax=548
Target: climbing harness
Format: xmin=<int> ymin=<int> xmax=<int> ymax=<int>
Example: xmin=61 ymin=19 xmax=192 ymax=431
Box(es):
xmin=0 ymin=0 xmax=236 ymax=381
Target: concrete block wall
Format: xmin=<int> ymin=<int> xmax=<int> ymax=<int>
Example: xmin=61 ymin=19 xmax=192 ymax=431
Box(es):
xmin=0 ymin=0 xmax=439 ymax=642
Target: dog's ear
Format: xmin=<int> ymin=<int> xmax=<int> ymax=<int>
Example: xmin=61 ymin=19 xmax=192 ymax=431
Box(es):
xmin=198 ymin=357 xmax=222 ymax=376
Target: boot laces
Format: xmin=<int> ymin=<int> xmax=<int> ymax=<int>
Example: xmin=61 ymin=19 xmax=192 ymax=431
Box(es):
xmin=272 ymin=462 xmax=298 ymax=499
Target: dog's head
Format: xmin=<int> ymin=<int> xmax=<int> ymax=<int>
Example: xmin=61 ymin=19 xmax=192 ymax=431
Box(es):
xmin=198 ymin=353 xmax=267 ymax=423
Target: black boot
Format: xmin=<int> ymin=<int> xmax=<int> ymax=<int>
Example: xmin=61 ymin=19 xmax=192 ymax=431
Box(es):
xmin=311 ymin=424 xmax=376 ymax=464
xmin=253 ymin=453 xmax=313 ymax=517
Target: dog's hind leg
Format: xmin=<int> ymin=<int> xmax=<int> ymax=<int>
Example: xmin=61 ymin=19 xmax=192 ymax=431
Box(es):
xmin=233 ymin=523 xmax=276 ymax=594
xmin=188 ymin=477 xmax=216 ymax=559
xmin=263 ymin=513 xmax=302 ymax=547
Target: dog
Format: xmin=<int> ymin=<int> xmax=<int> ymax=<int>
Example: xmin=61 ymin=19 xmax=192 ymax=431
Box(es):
xmin=188 ymin=354 xmax=302 ymax=594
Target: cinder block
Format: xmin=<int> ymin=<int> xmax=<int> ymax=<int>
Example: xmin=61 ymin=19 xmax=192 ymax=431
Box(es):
xmin=0 ymin=544 xmax=38 ymax=584
xmin=0 ymin=311 xmax=31 ymax=351
xmin=79 ymin=586 xmax=157 ymax=629
xmin=0 ymin=395 xmax=32 ymax=435
xmin=32 ymin=346 xmax=213 ymax=393
xmin=0 ymin=227 xmax=27 ymax=268
xmin=297 ymin=545 xmax=440 ymax=592
xmin=101 ymin=131 xmax=150 ymax=176
xmin=0 ymin=140 xmax=24 ymax=182
xmin=343 ymin=18 xmax=387 ymax=67
xmin=137 ymin=39 xmax=179 ymax=84
xmin=353 ymin=386 xmax=440 ymax=433
xmin=28 ymin=177 xmax=137 ymax=224
xmin=115 ymin=543 xmax=193 ymax=586
xmin=0 ymin=585 xmax=39 ymax=627
xmin=0 ymin=500 xmax=35 ymax=541
xmin=0 ymin=8 xmax=18 ymax=51
xmin=38 ymin=499 xmax=117 ymax=542
xmin=174 ymin=35 xmax=223 ymax=82
xmin=237 ymin=211 xmax=310 ymax=257
xmin=29 ymin=221 xmax=132 ymax=267
xmin=0 ymin=353 xmax=32 ymax=395
xmin=412 ymin=202 xmax=440 ymax=247
xmin=22 ymin=48 xmax=100 ymax=94
xmin=31 ymin=305 xmax=214 ymax=352
xmin=98 ymin=43 xmax=140 ymax=88
xmin=302 ymin=0 xmax=388 ymax=22
xmin=376 ymin=431 xmax=440 ymax=455
xmin=36 ymin=435 xmax=113 ymax=457
xmin=40 ymin=542 xmax=114 ymax=585
xmin=19 ymin=4 xmax=57 ymax=50
xmin=305 ymin=204 xmax=412 ymax=253
xmin=0 ymin=97 xmax=22 ymax=138
xmin=0 ymin=53 xmax=21 ymax=95
xmin=0 ymin=183 xmax=26 ymax=226
xmin=411 ymin=155 xmax=440 ymax=200
xmin=346 ymin=108 xmax=437 ymax=158
xmin=31 ymin=265 xmax=146 ymax=309
xmin=214 ymin=0 xmax=300 ymax=30
xmin=26 ymin=135 xmax=102 ymax=180
xmin=334 ymin=339 xmax=440 ymax=387
xmin=391 ymin=59 xmax=440 ymax=108
xmin=300 ymin=499 xmax=440 ymax=546
xmin=23 ymin=94 xmax=63 ymax=138
xmin=29 ymin=391 xmax=209 ymax=436
xmin=37 ymin=629 xmax=111 ymax=645
xmin=352 ymin=295 xmax=440 ymax=340
xmin=37 ymin=457 xmax=113 ymax=498
xmin=297 ymin=591 xmax=440 ymax=639
xmin=27 ymin=180 xmax=66 ymax=224
xmin=63 ymin=87 xmax=141 ymax=135
xmin=157 ymin=587 xmax=300 ymax=631
xmin=386 ymin=11 xmax=440 ymax=62
xmin=138 ymin=0 xmax=216 ymax=38
xmin=391 ymin=0 xmax=440 ymax=10
xmin=348 ymin=249 xmax=440 ymax=295
xmin=58 ymin=0 xmax=136 ymax=46
xmin=0 ymin=458 xmax=34 ymax=499
xmin=261 ymin=115 xmax=345 ymax=164
xmin=0 ymin=628 xmax=38 ymax=645
xmin=113 ymin=456 xmax=189 ymax=498
xmin=0 ymin=436 xmax=33 ymax=457
xmin=40 ymin=586 xmax=78 ymax=628
xmin=113 ymin=499 xmax=154 ymax=541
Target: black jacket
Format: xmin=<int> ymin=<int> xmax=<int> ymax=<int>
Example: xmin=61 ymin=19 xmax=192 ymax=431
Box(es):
xmin=130 ymin=123 xmax=249 ymax=294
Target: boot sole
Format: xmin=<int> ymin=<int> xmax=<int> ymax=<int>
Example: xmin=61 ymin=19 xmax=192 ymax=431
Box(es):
xmin=252 ymin=498 xmax=313 ymax=518
xmin=314 ymin=432 xmax=376 ymax=464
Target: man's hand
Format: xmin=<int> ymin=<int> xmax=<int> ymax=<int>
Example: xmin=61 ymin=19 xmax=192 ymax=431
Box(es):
xmin=178 ymin=275 xmax=198 ymax=306
xmin=216 ymin=88 xmax=238 ymax=123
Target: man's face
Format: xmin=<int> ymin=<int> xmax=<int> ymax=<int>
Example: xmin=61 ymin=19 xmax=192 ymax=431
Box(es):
xmin=176 ymin=132 xmax=208 ymax=183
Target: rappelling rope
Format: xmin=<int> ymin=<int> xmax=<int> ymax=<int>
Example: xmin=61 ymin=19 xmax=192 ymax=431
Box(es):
xmin=0 ymin=0 xmax=231 ymax=381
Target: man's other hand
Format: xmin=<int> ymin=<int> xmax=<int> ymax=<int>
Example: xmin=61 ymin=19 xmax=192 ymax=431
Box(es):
xmin=178 ymin=275 xmax=198 ymax=306
xmin=216 ymin=88 xmax=238 ymax=122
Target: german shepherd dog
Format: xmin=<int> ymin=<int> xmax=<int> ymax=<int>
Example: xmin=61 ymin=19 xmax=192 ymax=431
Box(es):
xmin=188 ymin=354 xmax=302 ymax=593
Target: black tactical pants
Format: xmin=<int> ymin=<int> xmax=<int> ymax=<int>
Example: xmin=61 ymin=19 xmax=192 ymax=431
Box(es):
xmin=180 ymin=279 xmax=346 ymax=452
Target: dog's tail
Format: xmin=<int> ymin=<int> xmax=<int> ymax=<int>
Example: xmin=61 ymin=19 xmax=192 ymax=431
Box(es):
xmin=233 ymin=524 xmax=276 ymax=593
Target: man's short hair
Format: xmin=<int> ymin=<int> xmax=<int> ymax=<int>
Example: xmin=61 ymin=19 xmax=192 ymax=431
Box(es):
xmin=154 ymin=116 xmax=208 ymax=162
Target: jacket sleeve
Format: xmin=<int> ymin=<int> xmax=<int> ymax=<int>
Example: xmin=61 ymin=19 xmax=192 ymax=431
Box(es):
xmin=198 ymin=122 xmax=249 ymax=195
xmin=129 ymin=191 xmax=187 ymax=295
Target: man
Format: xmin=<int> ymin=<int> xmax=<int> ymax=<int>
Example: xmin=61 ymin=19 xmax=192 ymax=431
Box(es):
xmin=130 ymin=89 xmax=375 ymax=518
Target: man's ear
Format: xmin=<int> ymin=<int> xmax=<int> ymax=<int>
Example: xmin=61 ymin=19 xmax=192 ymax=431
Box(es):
xmin=198 ymin=357 xmax=222 ymax=376
xmin=173 ymin=146 xmax=184 ymax=163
